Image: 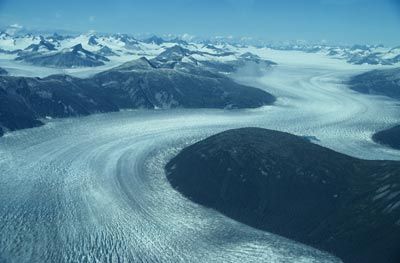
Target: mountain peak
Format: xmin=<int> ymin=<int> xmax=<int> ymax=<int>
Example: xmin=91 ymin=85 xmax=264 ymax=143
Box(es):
xmin=143 ymin=35 xmax=164 ymax=45
xmin=71 ymin=44 xmax=84 ymax=52
xmin=156 ymin=45 xmax=192 ymax=62
xmin=88 ymin=35 xmax=99 ymax=46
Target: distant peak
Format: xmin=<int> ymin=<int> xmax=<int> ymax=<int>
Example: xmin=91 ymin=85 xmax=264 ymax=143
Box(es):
xmin=144 ymin=35 xmax=165 ymax=45
xmin=72 ymin=44 xmax=84 ymax=51
xmin=88 ymin=35 xmax=98 ymax=46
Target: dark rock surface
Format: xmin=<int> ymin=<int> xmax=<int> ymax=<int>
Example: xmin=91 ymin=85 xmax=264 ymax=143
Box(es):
xmin=0 ymin=67 xmax=8 ymax=76
xmin=373 ymin=125 xmax=400 ymax=150
xmin=349 ymin=68 xmax=400 ymax=150
xmin=348 ymin=68 xmax=400 ymax=100
xmin=166 ymin=128 xmax=400 ymax=263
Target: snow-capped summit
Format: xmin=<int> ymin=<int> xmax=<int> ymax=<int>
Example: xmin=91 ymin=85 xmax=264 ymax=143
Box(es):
xmin=114 ymin=34 xmax=139 ymax=48
xmin=350 ymin=44 xmax=370 ymax=51
xmin=0 ymin=31 xmax=399 ymax=74
xmin=114 ymin=56 xmax=156 ymax=71
xmin=0 ymin=32 xmax=11 ymax=39
xmin=97 ymin=46 xmax=118 ymax=57
xmin=88 ymin=35 xmax=99 ymax=46
xmin=156 ymin=45 xmax=192 ymax=62
xmin=169 ymin=37 xmax=189 ymax=46
xmin=48 ymin=32 xmax=68 ymax=42
xmin=143 ymin=35 xmax=165 ymax=45
xmin=16 ymin=43 xmax=110 ymax=68
xmin=25 ymin=39 xmax=56 ymax=52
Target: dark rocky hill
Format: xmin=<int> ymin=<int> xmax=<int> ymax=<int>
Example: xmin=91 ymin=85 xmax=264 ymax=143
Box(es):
xmin=0 ymin=59 xmax=275 ymax=136
xmin=0 ymin=67 xmax=8 ymax=75
xmin=349 ymin=68 xmax=400 ymax=150
xmin=349 ymin=68 xmax=400 ymax=100
xmin=373 ymin=125 xmax=400 ymax=150
xmin=166 ymin=128 xmax=400 ymax=263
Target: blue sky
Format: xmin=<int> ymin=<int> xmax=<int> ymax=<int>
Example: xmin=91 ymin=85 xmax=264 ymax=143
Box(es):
xmin=0 ymin=0 xmax=399 ymax=45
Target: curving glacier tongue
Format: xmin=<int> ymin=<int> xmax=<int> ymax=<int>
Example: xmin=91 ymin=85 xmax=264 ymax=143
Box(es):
xmin=0 ymin=63 xmax=399 ymax=263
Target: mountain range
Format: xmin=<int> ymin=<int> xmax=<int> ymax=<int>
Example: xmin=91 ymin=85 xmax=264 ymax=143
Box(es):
xmin=0 ymin=32 xmax=399 ymax=70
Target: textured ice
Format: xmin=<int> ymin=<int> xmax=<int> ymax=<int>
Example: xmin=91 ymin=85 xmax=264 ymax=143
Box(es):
xmin=1 ymin=53 xmax=400 ymax=263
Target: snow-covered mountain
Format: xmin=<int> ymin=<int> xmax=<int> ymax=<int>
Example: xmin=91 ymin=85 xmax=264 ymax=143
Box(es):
xmin=0 ymin=32 xmax=258 ymax=70
xmin=265 ymin=42 xmax=400 ymax=65
xmin=24 ymin=38 xmax=57 ymax=52
xmin=327 ymin=45 xmax=400 ymax=65
xmin=15 ymin=43 xmax=110 ymax=67
xmin=0 ymin=31 xmax=398 ymax=73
